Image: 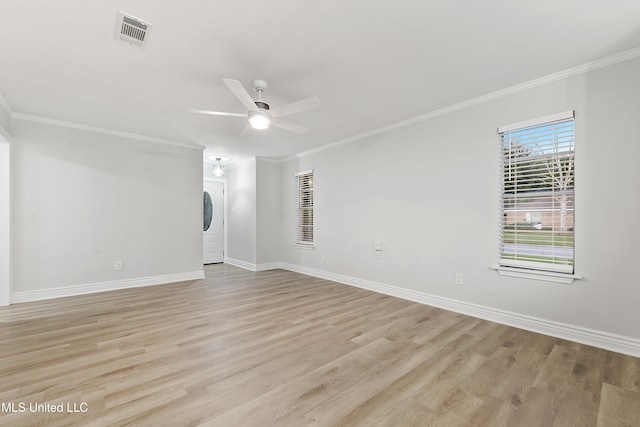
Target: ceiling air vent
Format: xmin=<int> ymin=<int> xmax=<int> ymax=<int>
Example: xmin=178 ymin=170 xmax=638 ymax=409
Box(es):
xmin=115 ymin=11 xmax=151 ymax=47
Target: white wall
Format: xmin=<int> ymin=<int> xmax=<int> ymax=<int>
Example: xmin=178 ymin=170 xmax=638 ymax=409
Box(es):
xmin=280 ymin=56 xmax=640 ymax=342
xmin=256 ymin=159 xmax=281 ymax=266
xmin=11 ymin=118 xmax=204 ymax=297
xmin=0 ymin=93 xmax=12 ymax=306
xmin=225 ymin=157 xmax=282 ymax=269
xmin=0 ymin=140 xmax=10 ymax=306
xmin=226 ymin=158 xmax=257 ymax=265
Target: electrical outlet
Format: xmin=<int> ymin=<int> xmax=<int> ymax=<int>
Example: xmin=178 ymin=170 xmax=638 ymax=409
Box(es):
xmin=321 ymin=255 xmax=327 ymax=263
xmin=374 ymin=241 xmax=382 ymax=260
xmin=455 ymin=273 xmax=464 ymax=285
xmin=115 ymin=261 xmax=123 ymax=271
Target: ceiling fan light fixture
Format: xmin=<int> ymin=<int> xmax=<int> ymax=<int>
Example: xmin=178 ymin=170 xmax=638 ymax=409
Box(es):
xmin=248 ymin=111 xmax=271 ymax=130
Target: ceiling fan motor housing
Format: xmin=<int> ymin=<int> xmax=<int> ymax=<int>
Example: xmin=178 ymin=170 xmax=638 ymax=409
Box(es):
xmin=255 ymin=101 xmax=270 ymax=110
xmin=253 ymin=79 xmax=268 ymax=92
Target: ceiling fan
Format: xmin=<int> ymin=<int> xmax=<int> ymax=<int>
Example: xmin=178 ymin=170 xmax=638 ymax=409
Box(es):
xmin=192 ymin=79 xmax=321 ymax=135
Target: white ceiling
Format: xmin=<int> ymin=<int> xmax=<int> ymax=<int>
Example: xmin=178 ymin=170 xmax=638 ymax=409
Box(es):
xmin=1 ymin=1 xmax=639 ymax=163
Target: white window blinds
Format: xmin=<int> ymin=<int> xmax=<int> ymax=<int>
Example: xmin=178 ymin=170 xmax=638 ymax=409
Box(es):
xmin=498 ymin=111 xmax=575 ymax=274
xmin=296 ymin=170 xmax=314 ymax=244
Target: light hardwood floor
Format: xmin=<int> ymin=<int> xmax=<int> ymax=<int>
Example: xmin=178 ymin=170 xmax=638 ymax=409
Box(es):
xmin=0 ymin=264 xmax=639 ymax=426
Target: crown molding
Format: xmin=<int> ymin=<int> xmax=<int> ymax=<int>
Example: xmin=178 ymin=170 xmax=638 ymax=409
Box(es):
xmin=11 ymin=113 xmax=205 ymax=151
xmin=0 ymin=92 xmax=12 ymax=117
xmin=256 ymin=156 xmax=281 ymax=164
xmin=284 ymin=46 xmax=640 ymax=162
xmin=225 ymin=156 xmax=283 ymax=168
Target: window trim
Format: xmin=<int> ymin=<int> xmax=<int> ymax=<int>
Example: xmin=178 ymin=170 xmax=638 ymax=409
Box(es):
xmin=492 ymin=266 xmax=581 ymax=284
xmin=498 ymin=110 xmax=575 ymax=134
xmin=497 ymin=110 xmax=577 ymax=281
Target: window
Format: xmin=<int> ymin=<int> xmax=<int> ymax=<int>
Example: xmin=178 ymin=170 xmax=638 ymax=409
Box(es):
xmin=203 ymin=191 xmax=213 ymax=232
xmin=498 ymin=111 xmax=575 ymax=274
xmin=296 ymin=170 xmax=314 ymax=245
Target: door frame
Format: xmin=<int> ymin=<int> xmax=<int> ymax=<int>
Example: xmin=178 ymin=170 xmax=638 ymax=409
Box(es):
xmin=203 ymin=177 xmax=227 ymax=264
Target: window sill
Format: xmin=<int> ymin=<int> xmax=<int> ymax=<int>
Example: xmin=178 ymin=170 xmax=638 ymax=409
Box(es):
xmin=492 ymin=266 xmax=582 ymax=284
xmin=293 ymin=243 xmax=315 ymax=250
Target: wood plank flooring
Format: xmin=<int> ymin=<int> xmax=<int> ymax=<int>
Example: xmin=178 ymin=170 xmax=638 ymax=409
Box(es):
xmin=0 ymin=264 xmax=639 ymax=426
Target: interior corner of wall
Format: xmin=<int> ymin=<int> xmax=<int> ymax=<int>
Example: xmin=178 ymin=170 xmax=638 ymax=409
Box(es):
xmin=0 ymin=128 xmax=10 ymax=143
xmin=0 ymin=111 xmax=12 ymax=144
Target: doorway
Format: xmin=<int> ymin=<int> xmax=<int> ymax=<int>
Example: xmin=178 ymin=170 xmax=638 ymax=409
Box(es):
xmin=203 ymin=181 xmax=224 ymax=264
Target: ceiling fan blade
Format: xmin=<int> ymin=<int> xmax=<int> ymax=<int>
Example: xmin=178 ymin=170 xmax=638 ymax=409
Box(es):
xmin=270 ymin=97 xmax=321 ymax=118
xmin=272 ymin=121 xmax=310 ymax=135
xmin=190 ymin=108 xmax=246 ymax=117
xmin=239 ymin=124 xmax=252 ymax=136
xmin=223 ymin=78 xmax=259 ymax=113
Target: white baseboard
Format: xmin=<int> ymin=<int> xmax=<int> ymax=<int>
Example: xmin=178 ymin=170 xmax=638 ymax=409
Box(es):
xmin=224 ymin=257 xmax=257 ymax=271
xmin=11 ymin=270 xmax=205 ymax=304
xmin=224 ymin=258 xmax=281 ymax=272
xmin=256 ymin=262 xmax=281 ymax=272
xmin=280 ymin=263 xmax=640 ymax=358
